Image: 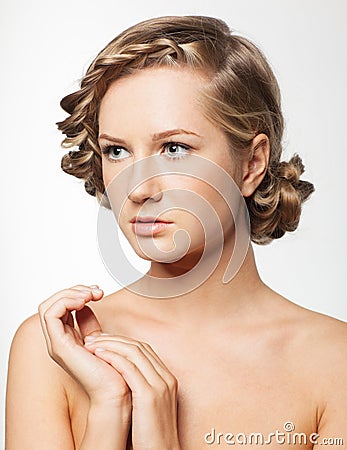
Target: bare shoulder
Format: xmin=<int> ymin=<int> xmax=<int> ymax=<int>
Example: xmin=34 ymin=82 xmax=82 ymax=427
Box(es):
xmin=7 ymin=312 xmax=71 ymax=404
xmin=6 ymin=314 xmax=74 ymax=449
xmin=305 ymin=308 xmax=347 ymax=375
xmin=289 ymin=301 xmax=347 ymax=358
xmin=284 ymin=303 xmax=347 ymax=438
xmin=11 ymin=312 xmax=45 ymax=345
xmin=276 ymin=297 xmax=347 ymax=394
xmin=9 ymin=312 xmax=61 ymax=373
xmin=273 ymin=293 xmax=346 ymax=356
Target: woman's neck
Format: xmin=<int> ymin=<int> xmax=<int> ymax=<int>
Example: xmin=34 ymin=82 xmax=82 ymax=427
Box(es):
xmin=128 ymin=237 xmax=266 ymax=329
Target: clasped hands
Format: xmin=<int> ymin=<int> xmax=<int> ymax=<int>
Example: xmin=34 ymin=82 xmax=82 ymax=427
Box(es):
xmin=38 ymin=284 xmax=181 ymax=450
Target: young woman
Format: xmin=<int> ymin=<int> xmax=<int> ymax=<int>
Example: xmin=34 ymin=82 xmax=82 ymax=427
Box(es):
xmin=6 ymin=15 xmax=347 ymax=450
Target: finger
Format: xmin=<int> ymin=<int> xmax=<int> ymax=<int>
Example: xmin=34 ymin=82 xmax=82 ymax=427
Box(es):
xmin=43 ymin=296 xmax=90 ymax=354
xmin=38 ymin=287 xmax=103 ymax=339
xmin=39 ymin=285 xmax=103 ymax=316
xmin=39 ymin=290 xmax=91 ymax=347
xmin=93 ymin=348 xmax=152 ymax=396
xmin=86 ymin=338 xmax=171 ymax=387
xmin=87 ymin=334 xmax=170 ymax=375
xmin=75 ymin=285 xmax=104 ymax=301
xmin=139 ymin=341 xmax=171 ymax=371
xmin=139 ymin=341 xmax=178 ymax=385
xmin=76 ymin=305 xmax=102 ymax=339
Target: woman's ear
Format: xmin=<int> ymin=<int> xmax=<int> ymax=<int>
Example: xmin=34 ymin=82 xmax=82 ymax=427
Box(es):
xmin=240 ymin=133 xmax=270 ymax=197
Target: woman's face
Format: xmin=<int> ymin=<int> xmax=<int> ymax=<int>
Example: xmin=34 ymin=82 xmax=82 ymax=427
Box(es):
xmin=98 ymin=67 xmax=242 ymax=262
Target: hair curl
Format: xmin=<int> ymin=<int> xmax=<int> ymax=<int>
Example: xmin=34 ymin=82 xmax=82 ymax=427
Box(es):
xmin=57 ymin=15 xmax=314 ymax=245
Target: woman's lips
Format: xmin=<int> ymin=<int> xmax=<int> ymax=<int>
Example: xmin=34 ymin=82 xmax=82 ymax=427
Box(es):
xmin=130 ymin=217 xmax=173 ymax=236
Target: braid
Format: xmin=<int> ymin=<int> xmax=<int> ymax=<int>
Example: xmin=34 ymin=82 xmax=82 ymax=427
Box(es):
xmin=57 ymin=34 xmax=212 ymax=203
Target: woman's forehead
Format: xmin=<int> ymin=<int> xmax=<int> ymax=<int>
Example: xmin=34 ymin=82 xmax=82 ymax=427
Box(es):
xmin=98 ymin=67 xmax=215 ymax=138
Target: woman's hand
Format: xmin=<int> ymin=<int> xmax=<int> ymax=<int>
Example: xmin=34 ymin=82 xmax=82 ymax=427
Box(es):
xmin=38 ymin=285 xmax=131 ymax=410
xmin=84 ymin=334 xmax=181 ymax=450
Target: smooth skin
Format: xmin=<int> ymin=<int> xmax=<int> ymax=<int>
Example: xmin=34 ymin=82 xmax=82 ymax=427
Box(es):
xmin=6 ymin=67 xmax=347 ymax=449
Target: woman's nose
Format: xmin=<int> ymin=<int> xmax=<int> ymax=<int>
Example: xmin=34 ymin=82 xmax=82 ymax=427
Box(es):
xmin=126 ymin=156 xmax=163 ymax=204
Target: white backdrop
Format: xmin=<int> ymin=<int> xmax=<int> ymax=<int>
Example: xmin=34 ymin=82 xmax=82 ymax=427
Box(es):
xmin=1 ymin=0 xmax=346 ymax=444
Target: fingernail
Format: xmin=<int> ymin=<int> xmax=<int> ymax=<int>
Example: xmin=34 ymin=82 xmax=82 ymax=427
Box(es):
xmin=85 ymin=335 xmax=96 ymax=341
xmin=95 ymin=347 xmax=105 ymax=352
xmin=91 ymin=288 xmax=102 ymax=294
xmin=89 ymin=284 xmax=99 ymax=289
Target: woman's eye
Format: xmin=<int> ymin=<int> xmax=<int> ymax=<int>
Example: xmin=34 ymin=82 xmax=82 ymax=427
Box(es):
xmin=101 ymin=145 xmax=130 ymax=162
xmin=101 ymin=142 xmax=191 ymax=163
xmin=163 ymin=142 xmax=191 ymax=160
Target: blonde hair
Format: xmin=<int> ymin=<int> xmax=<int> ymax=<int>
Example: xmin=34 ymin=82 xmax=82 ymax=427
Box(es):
xmin=57 ymin=15 xmax=314 ymax=245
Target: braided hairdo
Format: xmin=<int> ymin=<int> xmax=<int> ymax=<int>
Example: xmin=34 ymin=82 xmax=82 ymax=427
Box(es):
xmin=57 ymin=15 xmax=314 ymax=245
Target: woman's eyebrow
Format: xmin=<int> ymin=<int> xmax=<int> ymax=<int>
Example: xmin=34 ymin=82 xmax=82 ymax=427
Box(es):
xmin=151 ymin=129 xmax=202 ymax=141
xmin=98 ymin=134 xmax=127 ymax=144
xmin=98 ymin=129 xmax=202 ymax=144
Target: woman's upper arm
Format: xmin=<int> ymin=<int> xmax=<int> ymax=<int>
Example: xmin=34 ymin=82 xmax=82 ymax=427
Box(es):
xmin=313 ymin=322 xmax=347 ymax=448
xmin=6 ymin=313 xmax=75 ymax=450
xmin=314 ymin=387 xmax=347 ymax=448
